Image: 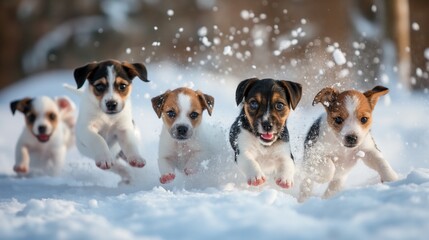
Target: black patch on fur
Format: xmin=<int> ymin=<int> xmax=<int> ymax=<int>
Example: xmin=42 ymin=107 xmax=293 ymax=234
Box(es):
xmin=229 ymin=110 xmax=246 ymax=162
xmin=304 ymin=116 xmax=322 ymax=149
xmin=229 ymin=109 xmax=292 ymax=162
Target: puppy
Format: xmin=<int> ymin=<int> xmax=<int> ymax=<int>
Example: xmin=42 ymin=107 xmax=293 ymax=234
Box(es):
xmin=73 ymin=59 xmax=149 ymax=182
xmin=299 ymin=86 xmax=398 ymax=202
xmin=151 ymin=87 xmax=214 ymax=184
xmin=10 ymin=96 xmax=76 ymax=176
xmin=229 ymin=78 xmax=302 ymax=188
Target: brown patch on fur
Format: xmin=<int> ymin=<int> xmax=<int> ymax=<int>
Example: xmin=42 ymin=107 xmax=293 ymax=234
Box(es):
xmin=316 ymin=89 xmax=375 ymax=134
xmin=114 ymin=77 xmax=132 ymax=101
xmin=151 ymin=87 xmax=214 ymax=128
xmin=271 ymin=91 xmax=291 ymax=128
xmin=244 ymin=93 xmax=263 ymax=131
xmin=24 ymin=109 xmax=37 ymax=133
xmin=45 ymin=111 xmax=59 ymax=132
xmin=91 ymin=78 xmax=107 ymax=101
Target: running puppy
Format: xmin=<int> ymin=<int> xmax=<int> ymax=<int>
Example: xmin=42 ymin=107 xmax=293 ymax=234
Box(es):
xmin=151 ymin=87 xmax=214 ymax=184
xmin=299 ymin=86 xmax=398 ymax=202
xmin=229 ymin=78 xmax=302 ymax=188
xmin=73 ymin=59 xmax=149 ymax=182
xmin=11 ymin=96 xmax=76 ymax=176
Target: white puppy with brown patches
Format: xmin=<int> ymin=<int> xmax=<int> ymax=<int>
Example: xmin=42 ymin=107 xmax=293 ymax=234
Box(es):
xmin=10 ymin=96 xmax=76 ymax=176
xmin=151 ymin=87 xmax=214 ymax=184
xmin=73 ymin=59 xmax=149 ymax=183
xmin=299 ymin=86 xmax=398 ymax=202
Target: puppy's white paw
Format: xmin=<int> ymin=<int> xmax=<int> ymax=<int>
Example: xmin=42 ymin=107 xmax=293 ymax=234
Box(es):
xmin=160 ymin=173 xmax=175 ymax=184
xmin=13 ymin=164 xmax=29 ymax=174
xmin=276 ymin=177 xmax=293 ymax=189
xmin=247 ymin=175 xmax=266 ymax=186
xmin=184 ymin=168 xmax=197 ymax=176
xmin=127 ymin=155 xmax=146 ymax=168
xmin=381 ymin=170 xmax=398 ymax=182
xmin=96 ymin=160 xmax=113 ymax=170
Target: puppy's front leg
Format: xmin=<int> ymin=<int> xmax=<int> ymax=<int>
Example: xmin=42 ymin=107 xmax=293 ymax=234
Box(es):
xmin=274 ymin=156 xmax=295 ymax=189
xmin=322 ymin=177 xmax=345 ymax=199
xmin=362 ymin=149 xmax=398 ymax=182
xmin=77 ymin=129 xmax=113 ymax=169
xmin=237 ymin=152 xmax=266 ymax=186
xmin=14 ymin=143 xmax=30 ymax=174
xmin=158 ymin=155 xmax=176 ymax=184
xmin=117 ymin=129 xmax=146 ymax=168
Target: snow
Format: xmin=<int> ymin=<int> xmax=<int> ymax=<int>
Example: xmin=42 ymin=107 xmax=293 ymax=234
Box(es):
xmin=1 ymin=64 xmax=429 ymax=239
xmin=333 ymin=49 xmax=347 ymax=65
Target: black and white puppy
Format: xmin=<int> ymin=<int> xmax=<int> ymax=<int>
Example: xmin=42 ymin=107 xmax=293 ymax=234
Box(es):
xmin=229 ymin=78 xmax=302 ymax=188
xmin=73 ymin=59 xmax=149 ymax=182
xmin=11 ymin=96 xmax=76 ymax=176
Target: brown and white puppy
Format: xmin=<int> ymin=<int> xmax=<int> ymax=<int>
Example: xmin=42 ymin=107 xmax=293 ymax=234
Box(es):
xmin=10 ymin=96 xmax=76 ymax=176
xmin=73 ymin=59 xmax=149 ymax=183
xmin=229 ymin=78 xmax=302 ymax=188
xmin=299 ymin=86 xmax=398 ymax=202
xmin=151 ymin=87 xmax=214 ymax=184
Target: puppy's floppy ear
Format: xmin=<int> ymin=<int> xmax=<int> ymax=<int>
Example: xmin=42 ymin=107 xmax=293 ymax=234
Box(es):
xmin=55 ymin=96 xmax=76 ymax=128
xmin=151 ymin=90 xmax=171 ymax=118
xmin=235 ymin=78 xmax=258 ymax=105
xmin=277 ymin=80 xmax=302 ymax=110
xmin=122 ymin=61 xmax=149 ymax=82
xmin=313 ymin=87 xmax=339 ymax=107
xmin=10 ymin=98 xmax=33 ymax=115
xmin=73 ymin=62 xmax=98 ymax=89
xmin=196 ymin=91 xmax=215 ymax=116
xmin=364 ymin=85 xmax=389 ymax=109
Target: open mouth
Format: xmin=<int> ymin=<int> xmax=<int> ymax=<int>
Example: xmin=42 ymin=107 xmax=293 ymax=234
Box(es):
xmin=105 ymin=110 xmax=120 ymax=115
xmin=36 ymin=134 xmax=50 ymax=143
xmin=259 ymin=132 xmax=275 ymax=143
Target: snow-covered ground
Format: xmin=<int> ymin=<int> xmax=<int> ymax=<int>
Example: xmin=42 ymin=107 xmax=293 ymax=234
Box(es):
xmin=1 ymin=63 xmax=429 ymax=239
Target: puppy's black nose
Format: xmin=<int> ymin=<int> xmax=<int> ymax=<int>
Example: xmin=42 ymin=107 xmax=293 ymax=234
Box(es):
xmin=262 ymin=121 xmax=273 ymax=132
xmin=345 ymin=135 xmax=358 ymax=145
xmin=38 ymin=125 xmax=47 ymax=134
xmin=106 ymin=101 xmax=118 ymax=111
xmin=177 ymin=125 xmax=188 ymax=137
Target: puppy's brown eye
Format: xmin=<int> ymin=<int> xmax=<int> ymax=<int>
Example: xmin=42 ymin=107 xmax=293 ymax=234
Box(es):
xmin=249 ymin=100 xmax=259 ymax=110
xmin=94 ymin=84 xmax=106 ymax=92
xmin=166 ymin=110 xmax=176 ymax=119
xmin=118 ymin=84 xmax=127 ymax=91
xmin=27 ymin=114 xmax=36 ymax=123
xmin=334 ymin=117 xmax=344 ymax=125
xmin=275 ymin=102 xmax=285 ymax=111
xmin=190 ymin=112 xmax=199 ymax=120
xmin=361 ymin=117 xmax=368 ymax=124
xmin=49 ymin=113 xmax=56 ymax=121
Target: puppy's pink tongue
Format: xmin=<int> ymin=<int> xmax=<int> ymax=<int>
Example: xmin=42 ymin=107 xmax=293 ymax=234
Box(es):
xmin=37 ymin=134 xmax=50 ymax=142
xmin=260 ymin=133 xmax=274 ymax=140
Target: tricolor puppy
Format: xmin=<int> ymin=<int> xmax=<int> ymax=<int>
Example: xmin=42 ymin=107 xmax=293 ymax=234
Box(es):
xmin=10 ymin=96 xmax=76 ymax=176
xmin=299 ymin=86 xmax=398 ymax=202
xmin=151 ymin=87 xmax=214 ymax=184
xmin=229 ymin=78 xmax=302 ymax=188
xmin=73 ymin=59 xmax=149 ymax=182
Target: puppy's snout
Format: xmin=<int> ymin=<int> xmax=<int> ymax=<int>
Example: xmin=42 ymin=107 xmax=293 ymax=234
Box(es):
xmin=177 ymin=125 xmax=188 ymax=137
xmin=106 ymin=100 xmax=118 ymax=111
xmin=38 ymin=125 xmax=47 ymax=134
xmin=345 ymin=134 xmax=358 ymax=146
xmin=262 ymin=121 xmax=273 ymax=132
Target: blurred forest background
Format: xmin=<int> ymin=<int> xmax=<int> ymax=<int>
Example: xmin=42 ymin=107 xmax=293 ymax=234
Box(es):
xmin=0 ymin=0 xmax=428 ymax=91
